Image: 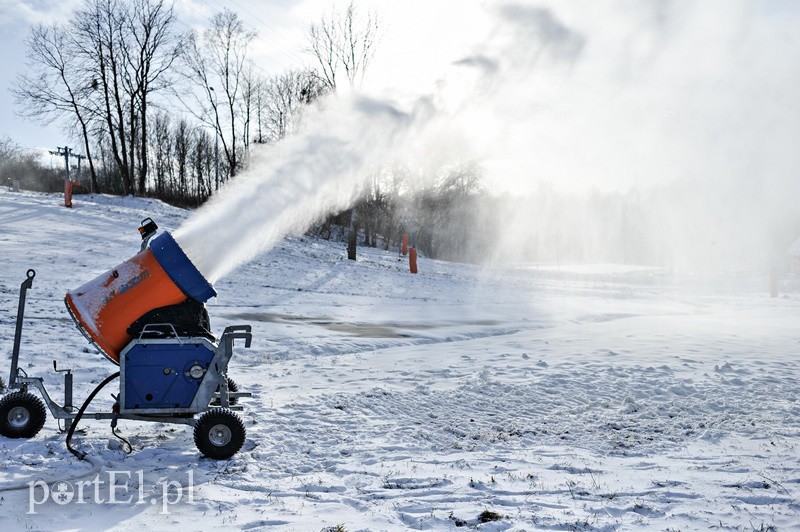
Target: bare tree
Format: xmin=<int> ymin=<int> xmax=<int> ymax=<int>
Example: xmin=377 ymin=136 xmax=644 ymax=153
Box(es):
xmin=191 ymin=127 xmax=213 ymax=202
xmin=253 ymin=75 xmax=268 ymax=145
xmin=308 ymin=1 xmax=379 ymax=91
xmin=181 ymin=9 xmax=256 ymax=179
xmin=65 ymin=0 xmax=179 ymax=195
xmin=174 ymin=118 xmax=189 ymax=197
xmin=308 ymin=1 xmax=380 ymax=260
xmin=0 ymin=135 xmax=63 ymax=192
xmin=241 ymin=65 xmax=257 ymax=153
xmin=151 ymin=111 xmax=171 ymax=195
xmin=15 ymin=0 xmax=179 ymax=196
xmin=72 ymin=0 xmax=132 ymax=193
xmin=262 ymin=69 xmax=327 ymax=141
xmin=439 ymin=161 xmax=484 ymax=198
xmin=124 ymin=0 xmax=181 ymax=194
xmin=308 ymin=12 xmax=338 ymax=90
xmin=338 ymin=1 xmax=379 ymax=88
xmin=13 ymin=24 xmax=100 ymax=192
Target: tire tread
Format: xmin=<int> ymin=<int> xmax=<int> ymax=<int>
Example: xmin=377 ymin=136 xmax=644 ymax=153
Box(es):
xmin=194 ymin=408 xmax=245 ymax=459
xmin=0 ymin=391 xmax=47 ymax=439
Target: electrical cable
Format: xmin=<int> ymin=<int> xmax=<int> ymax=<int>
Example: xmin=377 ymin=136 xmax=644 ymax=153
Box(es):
xmin=66 ymin=372 xmax=120 ymax=460
xmin=111 ymin=423 xmax=133 ymax=454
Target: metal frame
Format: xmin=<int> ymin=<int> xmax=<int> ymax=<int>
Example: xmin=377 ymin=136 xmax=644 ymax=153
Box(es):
xmin=7 ymin=269 xmax=253 ymax=430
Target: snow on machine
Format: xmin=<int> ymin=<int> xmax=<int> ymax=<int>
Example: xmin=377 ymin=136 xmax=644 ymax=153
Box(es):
xmin=0 ymin=218 xmax=252 ymax=459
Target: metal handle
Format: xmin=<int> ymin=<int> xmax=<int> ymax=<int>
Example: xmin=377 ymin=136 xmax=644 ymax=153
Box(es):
xmin=23 ymin=269 xmax=35 ymax=290
xmin=52 ymin=360 xmax=71 ymax=373
xmin=221 ymin=326 xmax=252 ymax=348
xmin=139 ymin=218 xmax=158 ymax=251
xmin=223 ymin=325 xmax=251 ymax=333
xmin=138 ymin=323 xmax=183 ymax=342
xmin=10 ymin=269 xmax=36 ymax=389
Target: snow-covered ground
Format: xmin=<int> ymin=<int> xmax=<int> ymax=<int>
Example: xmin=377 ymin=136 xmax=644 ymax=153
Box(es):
xmin=0 ymin=189 xmax=798 ymax=530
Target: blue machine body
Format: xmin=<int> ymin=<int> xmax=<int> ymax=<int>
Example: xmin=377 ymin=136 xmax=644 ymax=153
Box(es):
xmin=123 ymin=342 xmax=215 ymax=410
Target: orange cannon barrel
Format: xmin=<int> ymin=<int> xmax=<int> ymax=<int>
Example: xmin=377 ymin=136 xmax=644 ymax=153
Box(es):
xmin=65 ymin=231 xmax=216 ymax=364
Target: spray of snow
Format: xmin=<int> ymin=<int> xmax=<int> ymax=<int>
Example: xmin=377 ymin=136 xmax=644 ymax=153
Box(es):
xmin=175 ymin=1 xmax=800 ymax=281
xmin=173 ymin=97 xmax=437 ymax=282
xmin=173 ymin=3 xmax=574 ymax=282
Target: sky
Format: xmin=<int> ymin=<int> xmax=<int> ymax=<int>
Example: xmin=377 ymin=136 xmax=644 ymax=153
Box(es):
xmin=1 ymin=0 xmax=799 ymax=196
xmin=0 ymin=0 xmax=309 ymax=152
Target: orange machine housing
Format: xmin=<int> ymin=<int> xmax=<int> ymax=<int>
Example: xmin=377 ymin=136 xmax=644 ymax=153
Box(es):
xmin=65 ymin=249 xmax=186 ymax=364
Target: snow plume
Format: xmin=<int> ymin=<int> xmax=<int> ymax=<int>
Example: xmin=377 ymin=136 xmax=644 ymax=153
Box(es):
xmin=176 ymin=1 xmax=800 ymax=280
xmin=174 ymin=2 xmax=585 ymax=282
xmin=174 ymin=97 xmax=433 ymax=282
xmin=473 ymin=1 xmax=800 ymax=270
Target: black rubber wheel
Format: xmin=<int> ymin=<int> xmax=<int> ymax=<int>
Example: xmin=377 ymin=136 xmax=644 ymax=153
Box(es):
xmin=210 ymin=377 xmax=239 ymax=406
xmin=0 ymin=391 xmax=47 ymax=439
xmin=194 ymin=408 xmax=245 ymax=459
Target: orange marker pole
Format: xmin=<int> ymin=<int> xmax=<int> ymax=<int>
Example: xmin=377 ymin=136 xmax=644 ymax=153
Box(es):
xmin=64 ymin=180 xmax=73 ymax=208
xmin=401 ymin=234 xmax=409 ymax=256
xmin=409 ymin=247 xmax=418 ymax=274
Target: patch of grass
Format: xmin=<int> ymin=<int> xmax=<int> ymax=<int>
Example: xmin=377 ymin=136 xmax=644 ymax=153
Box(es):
xmin=478 ymin=509 xmax=503 ymax=523
xmin=448 ymin=511 xmax=467 ymax=527
xmin=320 ymin=525 xmax=347 ymax=532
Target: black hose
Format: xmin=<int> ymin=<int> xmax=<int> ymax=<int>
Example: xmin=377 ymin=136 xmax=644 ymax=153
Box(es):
xmin=112 ymin=425 xmax=133 ymax=454
xmin=66 ymin=372 xmax=120 ymax=460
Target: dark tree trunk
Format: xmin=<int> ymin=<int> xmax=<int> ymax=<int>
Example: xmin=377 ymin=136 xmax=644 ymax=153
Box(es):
xmin=347 ymin=230 xmax=357 ymax=261
xmin=347 ymin=209 xmax=357 ymax=260
xmin=138 ymin=95 xmax=148 ymax=194
xmin=79 ymin=122 xmax=99 ymax=193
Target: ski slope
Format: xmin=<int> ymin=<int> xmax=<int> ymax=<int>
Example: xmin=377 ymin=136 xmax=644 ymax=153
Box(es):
xmin=0 ymin=189 xmax=798 ymax=530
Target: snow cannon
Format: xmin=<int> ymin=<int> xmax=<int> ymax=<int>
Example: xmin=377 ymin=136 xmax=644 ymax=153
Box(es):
xmin=1 ymin=218 xmax=254 ymax=460
xmin=65 ymin=220 xmax=216 ymax=364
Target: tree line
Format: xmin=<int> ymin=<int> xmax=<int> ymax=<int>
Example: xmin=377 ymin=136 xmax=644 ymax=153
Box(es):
xmin=0 ymin=136 xmax=63 ymax=192
xmin=10 ymin=0 xmax=493 ymax=262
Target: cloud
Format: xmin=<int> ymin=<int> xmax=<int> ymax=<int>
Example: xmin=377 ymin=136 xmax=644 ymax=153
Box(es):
xmin=0 ymin=0 xmax=80 ymax=28
xmin=495 ymin=4 xmax=585 ymax=64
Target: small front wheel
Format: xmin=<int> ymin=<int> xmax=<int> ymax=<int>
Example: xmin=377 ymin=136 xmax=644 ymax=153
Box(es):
xmin=194 ymin=408 xmax=245 ymax=459
xmin=0 ymin=391 xmax=47 ymax=439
